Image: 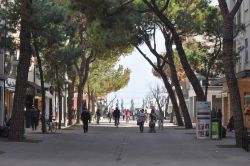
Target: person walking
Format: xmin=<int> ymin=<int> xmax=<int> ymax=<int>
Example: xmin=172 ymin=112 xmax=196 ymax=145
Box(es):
xmin=149 ymin=109 xmax=157 ymax=133
xmin=96 ymin=108 xmax=101 ymax=124
xmin=30 ymin=105 xmax=39 ymax=131
xmin=137 ymin=109 xmax=146 ymax=133
xmin=157 ymin=111 xmax=164 ymax=130
xmin=113 ymin=107 xmax=120 ymax=127
xmin=107 ymin=111 xmax=112 ymax=123
xmin=126 ymin=110 xmax=131 ymax=123
xmin=81 ymin=106 xmax=91 ymax=133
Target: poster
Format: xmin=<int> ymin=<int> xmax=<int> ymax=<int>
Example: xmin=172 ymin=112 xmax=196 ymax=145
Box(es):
xmin=196 ymin=101 xmax=211 ymax=139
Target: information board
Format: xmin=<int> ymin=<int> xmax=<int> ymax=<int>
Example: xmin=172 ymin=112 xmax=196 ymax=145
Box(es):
xmin=196 ymin=101 xmax=211 ymax=139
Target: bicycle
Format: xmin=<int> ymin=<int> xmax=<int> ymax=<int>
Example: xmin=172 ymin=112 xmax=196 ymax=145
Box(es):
xmin=46 ymin=119 xmax=58 ymax=133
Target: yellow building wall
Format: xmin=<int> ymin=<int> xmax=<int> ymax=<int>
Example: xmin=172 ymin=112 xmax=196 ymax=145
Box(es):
xmin=222 ymin=78 xmax=250 ymax=129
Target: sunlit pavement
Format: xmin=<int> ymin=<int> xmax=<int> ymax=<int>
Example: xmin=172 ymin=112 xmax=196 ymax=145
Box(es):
xmin=0 ymin=118 xmax=249 ymax=166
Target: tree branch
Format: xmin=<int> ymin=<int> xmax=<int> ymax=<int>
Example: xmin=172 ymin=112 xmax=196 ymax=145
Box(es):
xmin=87 ymin=50 xmax=96 ymax=63
xmin=74 ymin=62 xmax=80 ymax=76
xmin=230 ymin=0 xmax=243 ymax=17
xmin=160 ymin=0 xmax=170 ymax=13
xmin=135 ymin=46 xmax=159 ymax=72
xmin=107 ymin=0 xmax=134 ymax=16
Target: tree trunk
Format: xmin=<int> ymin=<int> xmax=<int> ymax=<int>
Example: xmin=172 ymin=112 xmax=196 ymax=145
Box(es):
xmin=171 ymin=30 xmax=206 ymax=101
xmin=218 ymin=0 xmax=246 ymax=149
xmin=33 ymin=36 xmax=47 ymax=133
xmin=9 ymin=0 xmax=32 ymax=140
xmin=55 ymin=65 xmax=62 ymax=129
xmin=155 ymin=99 xmax=164 ymax=118
xmin=76 ymin=58 xmax=90 ymax=123
xmin=204 ymin=66 xmax=211 ymax=100
xmin=159 ymin=70 xmax=184 ymax=126
xmin=67 ymin=73 xmax=75 ymax=125
xmin=166 ymin=35 xmax=192 ymax=128
xmin=87 ymin=83 xmax=91 ymax=110
xmin=91 ymin=90 xmax=95 ymax=113
xmin=49 ymin=98 xmax=52 ymax=122
xmin=222 ymin=17 xmax=244 ymax=148
xmin=58 ymin=88 xmax=62 ymax=129
xmin=164 ymin=95 xmax=170 ymax=117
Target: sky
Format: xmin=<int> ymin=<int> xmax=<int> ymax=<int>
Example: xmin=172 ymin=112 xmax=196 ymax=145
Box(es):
xmin=107 ymin=0 xmax=218 ymax=109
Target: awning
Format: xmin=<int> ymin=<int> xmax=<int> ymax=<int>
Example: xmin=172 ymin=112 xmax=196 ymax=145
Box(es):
xmin=211 ymin=70 xmax=250 ymax=85
xmin=46 ymin=91 xmax=53 ymax=98
xmin=27 ymin=81 xmax=41 ymax=90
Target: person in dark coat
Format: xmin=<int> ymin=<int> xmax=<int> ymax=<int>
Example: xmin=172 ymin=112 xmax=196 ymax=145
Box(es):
xmin=96 ymin=108 xmax=101 ymax=124
xmin=113 ymin=107 xmax=120 ymax=127
xmin=81 ymin=106 xmax=91 ymax=133
xmin=149 ymin=109 xmax=157 ymax=133
xmin=30 ymin=106 xmax=39 ymax=131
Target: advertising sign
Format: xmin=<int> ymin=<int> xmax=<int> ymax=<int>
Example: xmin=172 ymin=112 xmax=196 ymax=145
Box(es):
xmin=211 ymin=121 xmax=219 ymax=139
xmin=196 ymin=101 xmax=211 ymax=139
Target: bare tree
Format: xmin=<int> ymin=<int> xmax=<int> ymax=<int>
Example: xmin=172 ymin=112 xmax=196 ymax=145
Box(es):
xmin=149 ymin=84 xmax=167 ymax=115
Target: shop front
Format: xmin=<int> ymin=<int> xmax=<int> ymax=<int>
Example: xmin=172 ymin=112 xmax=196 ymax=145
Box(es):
xmin=221 ymin=75 xmax=250 ymax=129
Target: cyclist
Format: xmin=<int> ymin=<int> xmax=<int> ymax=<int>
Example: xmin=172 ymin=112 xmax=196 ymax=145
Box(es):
xmin=113 ymin=107 xmax=120 ymax=127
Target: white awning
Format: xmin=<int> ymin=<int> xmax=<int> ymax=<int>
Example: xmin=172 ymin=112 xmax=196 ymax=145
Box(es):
xmin=46 ymin=91 xmax=53 ymax=98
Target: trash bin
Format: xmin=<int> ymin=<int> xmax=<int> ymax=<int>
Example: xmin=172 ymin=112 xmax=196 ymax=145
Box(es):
xmin=211 ymin=118 xmax=221 ymax=139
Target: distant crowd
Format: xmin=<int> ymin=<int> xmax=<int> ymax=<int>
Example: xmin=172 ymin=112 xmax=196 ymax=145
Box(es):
xmin=81 ymin=106 xmax=165 ymax=133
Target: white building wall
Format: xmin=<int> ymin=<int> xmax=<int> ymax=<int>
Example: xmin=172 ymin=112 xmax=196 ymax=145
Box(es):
xmin=231 ymin=0 xmax=250 ymax=73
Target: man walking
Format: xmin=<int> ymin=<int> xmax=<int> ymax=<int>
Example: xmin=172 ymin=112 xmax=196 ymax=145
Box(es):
xmin=81 ymin=106 xmax=91 ymax=133
xmin=113 ymin=107 xmax=120 ymax=127
xmin=96 ymin=108 xmax=101 ymax=124
xmin=30 ymin=105 xmax=39 ymax=131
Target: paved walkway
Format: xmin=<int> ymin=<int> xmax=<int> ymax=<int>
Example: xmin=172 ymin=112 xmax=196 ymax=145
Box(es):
xmin=0 ymin=118 xmax=249 ymax=166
